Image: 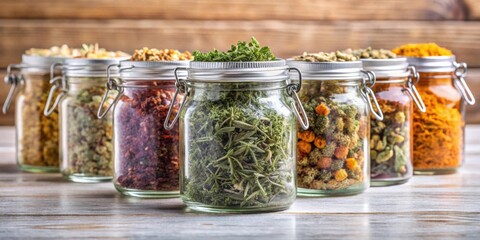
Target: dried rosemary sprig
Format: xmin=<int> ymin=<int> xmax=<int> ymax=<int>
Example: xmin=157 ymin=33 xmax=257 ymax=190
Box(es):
xmin=184 ymin=87 xmax=295 ymax=208
xmin=192 ymin=37 xmax=276 ymax=62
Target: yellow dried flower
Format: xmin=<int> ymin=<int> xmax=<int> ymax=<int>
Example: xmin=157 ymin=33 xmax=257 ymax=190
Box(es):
xmin=334 ymin=169 xmax=348 ymax=181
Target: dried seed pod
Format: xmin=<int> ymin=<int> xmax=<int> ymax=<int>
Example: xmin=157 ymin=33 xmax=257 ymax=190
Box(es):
xmin=343 ymin=47 xmax=397 ymax=59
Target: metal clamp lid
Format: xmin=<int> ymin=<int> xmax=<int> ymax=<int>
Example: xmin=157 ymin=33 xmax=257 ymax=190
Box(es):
xmin=287 ymin=67 xmax=309 ymax=130
xmin=118 ymin=60 xmax=190 ymax=79
xmin=96 ymin=64 xmax=134 ymax=119
xmin=453 ymin=62 xmax=475 ymax=105
xmin=44 ymin=63 xmax=67 ymax=116
xmin=286 ymin=60 xmax=363 ymax=80
xmin=402 ymin=66 xmax=426 ymax=112
xmin=164 ymin=67 xmax=189 ymax=130
xmin=187 ymin=60 xmax=290 ymax=82
xmin=2 ymin=64 xmax=24 ymax=114
xmin=164 ymin=66 xmax=310 ymax=131
xmin=360 ymin=70 xmax=384 ymax=120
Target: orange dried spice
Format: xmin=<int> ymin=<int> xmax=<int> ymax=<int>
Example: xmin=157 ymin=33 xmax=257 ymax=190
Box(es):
xmin=346 ymin=158 xmax=357 ymax=170
xmin=315 ymin=103 xmax=330 ymax=115
xmin=334 ymin=146 xmax=349 ymax=159
xmin=413 ymin=75 xmax=463 ymax=170
xmin=314 ymin=136 xmax=326 ymax=149
xmin=297 ymin=131 xmax=315 ymax=142
xmin=297 ymin=141 xmax=312 ymax=154
xmin=392 ymin=43 xmax=452 ymax=57
xmin=317 ymin=157 xmax=332 ymax=169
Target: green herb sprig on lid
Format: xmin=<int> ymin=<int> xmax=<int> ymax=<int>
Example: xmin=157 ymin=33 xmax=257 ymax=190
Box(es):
xmin=193 ymin=37 xmax=276 ymax=62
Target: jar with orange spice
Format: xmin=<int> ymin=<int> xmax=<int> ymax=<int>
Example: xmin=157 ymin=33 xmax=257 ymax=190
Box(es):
xmin=362 ymin=58 xmax=426 ymax=186
xmin=405 ymin=56 xmax=475 ymax=174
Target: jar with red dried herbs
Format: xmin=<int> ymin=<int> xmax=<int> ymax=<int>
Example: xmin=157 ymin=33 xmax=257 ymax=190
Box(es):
xmin=98 ymin=59 xmax=190 ymax=197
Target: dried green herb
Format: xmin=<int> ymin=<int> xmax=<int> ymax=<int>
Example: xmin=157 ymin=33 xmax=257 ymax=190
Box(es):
xmin=63 ymin=78 xmax=114 ymax=179
xmin=183 ymin=85 xmax=295 ymax=208
xmin=370 ymin=98 xmax=410 ymax=179
xmin=343 ymin=47 xmax=397 ymax=59
xmin=192 ymin=37 xmax=276 ymax=62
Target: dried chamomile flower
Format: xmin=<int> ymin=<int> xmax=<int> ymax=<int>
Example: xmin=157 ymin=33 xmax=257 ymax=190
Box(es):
xmin=72 ymin=43 xmax=129 ymax=59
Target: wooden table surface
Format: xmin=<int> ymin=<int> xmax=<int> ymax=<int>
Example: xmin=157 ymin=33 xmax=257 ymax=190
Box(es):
xmin=0 ymin=126 xmax=479 ymax=239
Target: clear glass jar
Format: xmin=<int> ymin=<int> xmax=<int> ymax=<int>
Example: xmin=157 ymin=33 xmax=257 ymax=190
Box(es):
xmin=287 ymin=60 xmax=383 ymax=196
xmin=45 ymin=58 xmax=123 ymax=182
xmin=407 ymin=56 xmax=475 ymax=175
xmin=3 ymin=56 xmax=64 ymax=172
xmin=98 ymin=61 xmax=189 ymax=197
xmin=362 ymin=59 xmax=426 ymax=186
xmin=166 ymin=60 xmax=309 ymax=213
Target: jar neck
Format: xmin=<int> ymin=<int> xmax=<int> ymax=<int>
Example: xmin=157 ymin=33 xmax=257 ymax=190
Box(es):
xmin=186 ymin=81 xmax=289 ymax=101
xmin=311 ymin=79 xmax=362 ymax=96
xmin=416 ymin=72 xmax=454 ymax=86
xmin=66 ymin=76 xmax=105 ymax=92
xmin=121 ymin=79 xmax=176 ymax=95
xmin=373 ymin=76 xmax=408 ymax=91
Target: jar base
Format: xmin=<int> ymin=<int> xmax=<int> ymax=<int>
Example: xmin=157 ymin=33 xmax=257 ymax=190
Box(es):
xmin=114 ymin=185 xmax=179 ymax=198
xmin=297 ymin=184 xmax=366 ymax=197
xmin=414 ymin=168 xmax=457 ymax=175
xmin=182 ymin=199 xmax=291 ymax=213
xmin=64 ymin=174 xmax=112 ymax=183
xmin=19 ymin=164 xmax=59 ymax=173
xmin=371 ymin=178 xmax=409 ymax=187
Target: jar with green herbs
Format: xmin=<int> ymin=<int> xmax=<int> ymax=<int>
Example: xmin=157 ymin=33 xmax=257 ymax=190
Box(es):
xmin=287 ymin=51 xmax=383 ymax=196
xmin=45 ymin=45 xmax=129 ymax=182
xmin=97 ymin=48 xmax=193 ymax=197
xmin=2 ymin=46 xmax=80 ymax=172
xmin=165 ymin=38 xmax=309 ymax=213
xmin=362 ymin=58 xmax=426 ymax=186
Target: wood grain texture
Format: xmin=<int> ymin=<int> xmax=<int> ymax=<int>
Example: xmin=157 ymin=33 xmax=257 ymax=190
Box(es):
xmin=1 ymin=68 xmax=480 ymax=125
xmin=0 ymin=0 xmax=470 ymax=20
xmin=0 ymin=126 xmax=479 ymax=239
xmin=1 ymin=20 xmax=480 ymax=68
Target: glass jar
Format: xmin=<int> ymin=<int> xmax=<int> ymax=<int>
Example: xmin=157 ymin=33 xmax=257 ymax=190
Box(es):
xmin=406 ymin=56 xmax=475 ymax=175
xmin=45 ymin=58 xmax=124 ymax=182
xmin=287 ymin=60 xmax=383 ymax=196
xmin=97 ymin=60 xmax=189 ymax=197
xmin=362 ymin=58 xmax=426 ymax=186
xmin=166 ymin=60 xmax=309 ymax=213
xmin=3 ymin=55 xmax=65 ymax=172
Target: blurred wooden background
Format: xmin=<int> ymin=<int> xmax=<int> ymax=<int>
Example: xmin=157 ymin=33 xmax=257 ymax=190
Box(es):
xmin=1 ymin=0 xmax=480 ymax=125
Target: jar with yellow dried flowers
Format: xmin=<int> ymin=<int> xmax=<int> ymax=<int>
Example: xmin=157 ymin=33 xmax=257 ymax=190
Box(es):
xmin=2 ymin=45 xmax=80 ymax=172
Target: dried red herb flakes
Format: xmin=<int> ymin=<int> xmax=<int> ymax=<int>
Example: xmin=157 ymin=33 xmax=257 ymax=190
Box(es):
xmin=114 ymin=80 xmax=180 ymax=192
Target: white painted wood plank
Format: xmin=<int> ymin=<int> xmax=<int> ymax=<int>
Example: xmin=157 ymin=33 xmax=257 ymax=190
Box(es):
xmin=0 ymin=126 xmax=479 ymax=239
